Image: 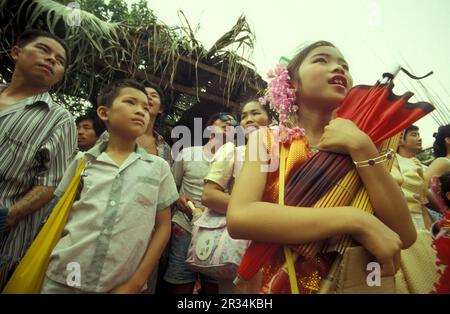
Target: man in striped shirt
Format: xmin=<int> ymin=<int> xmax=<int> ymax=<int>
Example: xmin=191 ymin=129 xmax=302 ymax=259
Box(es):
xmin=0 ymin=29 xmax=77 ymax=288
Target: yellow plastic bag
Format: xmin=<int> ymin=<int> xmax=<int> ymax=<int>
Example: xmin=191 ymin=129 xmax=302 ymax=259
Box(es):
xmin=2 ymin=160 xmax=85 ymax=294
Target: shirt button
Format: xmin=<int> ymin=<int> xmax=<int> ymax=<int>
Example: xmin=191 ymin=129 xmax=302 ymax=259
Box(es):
xmin=110 ymin=200 xmax=116 ymax=206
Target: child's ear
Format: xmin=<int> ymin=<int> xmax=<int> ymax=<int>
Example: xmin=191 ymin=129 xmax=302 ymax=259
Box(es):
xmin=97 ymin=106 xmax=109 ymax=123
xmin=291 ymin=80 xmax=300 ymax=92
xmin=10 ymin=45 xmax=21 ymax=62
xmin=446 ymin=191 xmax=450 ymax=202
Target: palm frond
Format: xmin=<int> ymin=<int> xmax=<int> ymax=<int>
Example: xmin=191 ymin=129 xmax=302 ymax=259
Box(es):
xmin=0 ymin=0 xmax=266 ymax=122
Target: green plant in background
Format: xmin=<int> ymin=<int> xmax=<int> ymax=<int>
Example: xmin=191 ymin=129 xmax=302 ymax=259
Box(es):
xmin=416 ymin=147 xmax=435 ymax=166
xmin=0 ymin=0 xmax=265 ymax=127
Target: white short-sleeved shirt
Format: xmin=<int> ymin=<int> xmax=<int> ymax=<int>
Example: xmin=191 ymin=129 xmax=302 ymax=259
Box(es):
xmin=46 ymin=141 xmax=179 ymax=293
xmin=171 ymin=146 xmax=214 ymax=233
xmin=204 ymin=142 xmax=246 ymax=192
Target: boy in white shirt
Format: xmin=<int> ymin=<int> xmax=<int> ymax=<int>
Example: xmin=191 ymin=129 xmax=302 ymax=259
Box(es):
xmin=40 ymin=79 xmax=178 ymax=293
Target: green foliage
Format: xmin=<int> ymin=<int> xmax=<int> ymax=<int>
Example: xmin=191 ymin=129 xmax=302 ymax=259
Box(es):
xmin=55 ymin=0 xmax=156 ymax=25
xmin=128 ymin=0 xmax=157 ymax=26
xmin=0 ymin=0 xmax=264 ymax=138
xmin=416 ymin=147 xmax=435 ymax=166
xmin=58 ymin=0 xmax=109 ymax=20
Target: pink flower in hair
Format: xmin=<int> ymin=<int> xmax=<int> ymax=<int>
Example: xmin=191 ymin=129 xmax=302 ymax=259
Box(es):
xmin=260 ymin=63 xmax=305 ymax=143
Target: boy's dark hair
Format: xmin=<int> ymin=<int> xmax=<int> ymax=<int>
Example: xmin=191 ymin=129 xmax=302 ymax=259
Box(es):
xmin=438 ymin=171 xmax=450 ymax=208
xmin=403 ymin=125 xmax=419 ymax=140
xmin=433 ymin=124 xmax=450 ymax=158
xmin=142 ymin=81 xmax=165 ymax=110
xmin=16 ymin=29 xmax=71 ymax=66
xmin=97 ymin=79 xmax=147 ymax=108
xmin=76 ymin=112 xmax=105 ymax=137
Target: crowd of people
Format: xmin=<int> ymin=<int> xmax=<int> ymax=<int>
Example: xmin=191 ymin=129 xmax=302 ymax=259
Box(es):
xmin=0 ymin=29 xmax=449 ymax=294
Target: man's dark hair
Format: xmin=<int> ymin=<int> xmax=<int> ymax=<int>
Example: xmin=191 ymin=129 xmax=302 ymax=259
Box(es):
xmin=16 ymin=29 xmax=71 ymax=66
xmin=403 ymin=125 xmax=419 ymax=140
xmin=97 ymin=79 xmax=147 ymax=108
xmin=142 ymin=81 xmax=165 ymax=110
xmin=76 ymin=112 xmax=105 ymax=137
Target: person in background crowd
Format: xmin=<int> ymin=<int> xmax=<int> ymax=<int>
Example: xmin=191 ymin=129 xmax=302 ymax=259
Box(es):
xmin=425 ymin=124 xmax=450 ymax=186
xmin=136 ymin=82 xmax=172 ymax=165
xmin=163 ymin=112 xmax=238 ymax=294
xmin=391 ymin=125 xmax=440 ymax=293
xmin=201 ymin=100 xmax=272 ymax=293
xmin=76 ymin=111 xmax=105 ymax=152
xmin=392 ymin=125 xmax=433 ymax=229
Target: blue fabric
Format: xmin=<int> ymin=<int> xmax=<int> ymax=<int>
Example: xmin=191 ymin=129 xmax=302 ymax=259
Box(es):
xmin=427 ymin=208 xmax=443 ymax=222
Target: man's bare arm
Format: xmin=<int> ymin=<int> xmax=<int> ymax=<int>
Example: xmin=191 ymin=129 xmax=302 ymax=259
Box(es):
xmin=7 ymin=186 xmax=56 ymax=229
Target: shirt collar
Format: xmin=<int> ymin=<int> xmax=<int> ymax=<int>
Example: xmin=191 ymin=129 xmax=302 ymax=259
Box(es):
xmin=0 ymin=84 xmax=55 ymax=110
xmin=85 ymin=140 xmax=154 ymax=162
xmin=136 ymin=145 xmax=154 ymax=162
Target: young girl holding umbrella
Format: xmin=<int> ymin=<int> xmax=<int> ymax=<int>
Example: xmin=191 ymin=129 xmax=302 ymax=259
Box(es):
xmin=227 ymin=41 xmax=419 ymax=294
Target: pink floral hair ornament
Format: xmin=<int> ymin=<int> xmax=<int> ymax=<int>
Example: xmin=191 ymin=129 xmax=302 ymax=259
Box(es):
xmin=259 ymin=63 xmax=305 ymax=143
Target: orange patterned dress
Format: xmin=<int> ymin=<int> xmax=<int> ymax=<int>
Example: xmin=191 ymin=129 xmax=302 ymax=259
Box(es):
xmin=259 ymin=134 xmax=336 ymax=294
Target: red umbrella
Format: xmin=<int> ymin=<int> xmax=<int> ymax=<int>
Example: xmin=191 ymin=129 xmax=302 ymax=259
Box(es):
xmin=235 ymin=67 xmax=434 ymax=285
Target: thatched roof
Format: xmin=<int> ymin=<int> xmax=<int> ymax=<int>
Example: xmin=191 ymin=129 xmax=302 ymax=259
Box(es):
xmin=0 ymin=0 xmax=267 ymax=140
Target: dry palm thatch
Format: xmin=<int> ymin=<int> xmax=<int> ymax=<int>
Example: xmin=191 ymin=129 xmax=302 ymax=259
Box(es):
xmin=0 ymin=0 xmax=266 ymax=128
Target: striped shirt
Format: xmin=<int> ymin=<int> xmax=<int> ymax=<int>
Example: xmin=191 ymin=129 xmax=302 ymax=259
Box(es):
xmin=154 ymin=131 xmax=173 ymax=166
xmin=0 ymin=84 xmax=77 ymax=279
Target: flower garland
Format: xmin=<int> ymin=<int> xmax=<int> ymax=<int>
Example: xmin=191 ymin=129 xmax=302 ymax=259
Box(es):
xmin=259 ymin=63 xmax=305 ymax=143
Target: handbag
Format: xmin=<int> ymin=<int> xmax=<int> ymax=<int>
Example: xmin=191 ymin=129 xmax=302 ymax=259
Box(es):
xmin=327 ymin=246 xmax=396 ymax=294
xmin=185 ymin=208 xmax=249 ymax=280
xmin=2 ymin=159 xmax=85 ymax=294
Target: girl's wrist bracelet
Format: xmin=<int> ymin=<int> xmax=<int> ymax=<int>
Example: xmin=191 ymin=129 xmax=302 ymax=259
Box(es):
xmin=353 ymin=149 xmax=394 ymax=168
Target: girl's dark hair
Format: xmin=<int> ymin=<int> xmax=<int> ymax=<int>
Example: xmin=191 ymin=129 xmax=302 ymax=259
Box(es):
xmin=438 ymin=171 xmax=450 ymax=208
xmin=286 ymin=40 xmax=336 ymax=83
xmin=433 ymin=124 xmax=450 ymax=158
